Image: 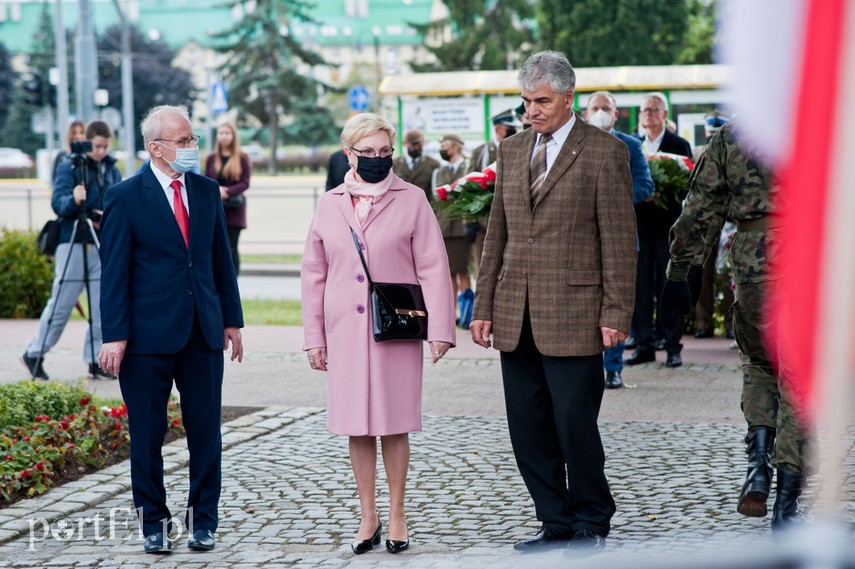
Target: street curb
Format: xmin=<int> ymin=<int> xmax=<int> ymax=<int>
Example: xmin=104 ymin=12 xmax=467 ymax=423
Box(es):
xmin=240 ymin=263 xmax=301 ymax=277
xmin=0 ymin=406 xmax=324 ymax=547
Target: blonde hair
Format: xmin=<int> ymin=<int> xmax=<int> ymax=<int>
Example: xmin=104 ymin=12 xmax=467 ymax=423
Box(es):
xmin=65 ymin=120 xmax=85 ymax=149
xmin=340 ymin=113 xmax=396 ymax=148
xmin=213 ymin=123 xmax=245 ymax=181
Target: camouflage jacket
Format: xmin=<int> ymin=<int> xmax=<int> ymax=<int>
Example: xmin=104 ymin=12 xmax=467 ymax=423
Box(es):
xmin=666 ymin=123 xmax=776 ymax=284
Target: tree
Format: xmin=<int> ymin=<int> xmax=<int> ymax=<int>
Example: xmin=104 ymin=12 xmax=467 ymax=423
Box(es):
xmin=535 ymin=0 xmax=689 ymax=67
xmin=412 ymin=0 xmax=535 ymax=72
xmin=0 ymin=42 xmax=16 ymax=134
xmin=677 ymin=0 xmax=717 ymax=64
xmin=97 ymin=25 xmax=195 ymax=151
xmin=214 ymin=0 xmax=334 ymax=175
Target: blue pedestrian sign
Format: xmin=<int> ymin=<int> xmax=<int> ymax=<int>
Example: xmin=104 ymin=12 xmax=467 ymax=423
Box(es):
xmin=347 ymin=84 xmax=371 ymax=112
xmin=210 ymin=81 xmax=228 ymax=114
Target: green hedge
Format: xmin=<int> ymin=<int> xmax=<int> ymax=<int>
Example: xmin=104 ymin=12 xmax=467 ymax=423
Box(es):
xmin=0 ymin=381 xmax=89 ymax=431
xmin=0 ymin=229 xmax=53 ymax=318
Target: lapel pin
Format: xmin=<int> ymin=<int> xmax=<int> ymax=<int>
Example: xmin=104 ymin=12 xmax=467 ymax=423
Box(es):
xmin=572 ymin=151 xmax=577 ymax=155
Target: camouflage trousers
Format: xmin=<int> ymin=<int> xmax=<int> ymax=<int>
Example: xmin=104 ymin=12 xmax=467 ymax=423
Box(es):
xmin=732 ymin=281 xmax=808 ymax=473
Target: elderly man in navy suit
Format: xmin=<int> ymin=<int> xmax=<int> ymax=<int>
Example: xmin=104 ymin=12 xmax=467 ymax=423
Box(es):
xmin=585 ymin=90 xmax=655 ymax=388
xmin=98 ymin=105 xmax=244 ymax=554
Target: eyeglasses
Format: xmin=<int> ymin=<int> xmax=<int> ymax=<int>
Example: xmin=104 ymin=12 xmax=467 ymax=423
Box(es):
xmin=350 ymin=146 xmax=394 ymax=159
xmin=156 ymin=135 xmax=200 ymax=148
xmin=640 ymin=108 xmax=664 ymax=114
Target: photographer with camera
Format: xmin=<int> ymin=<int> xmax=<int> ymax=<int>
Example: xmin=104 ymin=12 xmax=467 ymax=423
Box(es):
xmin=22 ymin=120 xmax=122 ymax=380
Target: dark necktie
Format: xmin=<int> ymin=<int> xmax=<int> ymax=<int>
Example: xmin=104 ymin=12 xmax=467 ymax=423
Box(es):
xmin=529 ymin=134 xmax=552 ymax=203
xmin=170 ymin=179 xmax=190 ymax=247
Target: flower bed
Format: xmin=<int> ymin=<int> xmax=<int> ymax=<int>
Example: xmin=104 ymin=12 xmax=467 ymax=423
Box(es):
xmin=0 ymin=381 xmax=183 ymax=505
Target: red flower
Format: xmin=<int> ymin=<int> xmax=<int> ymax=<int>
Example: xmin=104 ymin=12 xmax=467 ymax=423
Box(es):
xmin=67 ymin=443 xmax=76 ymax=450
xmin=79 ymin=397 xmax=91 ymax=406
xmin=68 ymin=415 xmax=75 ymax=421
xmin=59 ymin=420 xmax=70 ymax=430
xmin=23 ymin=436 xmax=29 ymax=442
xmin=20 ymin=469 xmax=31 ymax=479
xmin=171 ymin=418 xmax=181 ymax=427
xmin=35 ymin=462 xmax=45 ymax=472
xmin=114 ymin=421 xmax=123 ymax=431
xmin=437 ymin=187 xmax=448 ymax=201
xmin=5 ymin=455 xmax=12 ymax=462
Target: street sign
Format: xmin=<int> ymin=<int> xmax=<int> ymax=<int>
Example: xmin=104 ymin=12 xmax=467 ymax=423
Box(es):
xmin=347 ymin=84 xmax=371 ymax=112
xmin=211 ymin=81 xmax=229 ymax=114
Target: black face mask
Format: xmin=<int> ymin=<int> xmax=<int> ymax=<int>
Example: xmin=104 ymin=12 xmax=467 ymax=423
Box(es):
xmin=439 ymin=150 xmax=451 ymax=161
xmin=355 ymin=155 xmax=393 ymax=183
xmin=407 ymin=147 xmax=422 ymax=158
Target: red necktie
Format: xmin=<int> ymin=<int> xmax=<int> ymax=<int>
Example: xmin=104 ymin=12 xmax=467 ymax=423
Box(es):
xmin=170 ymin=180 xmax=190 ymax=247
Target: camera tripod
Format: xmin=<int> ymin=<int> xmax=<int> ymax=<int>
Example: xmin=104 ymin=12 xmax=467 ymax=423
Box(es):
xmin=29 ymin=160 xmax=104 ymax=381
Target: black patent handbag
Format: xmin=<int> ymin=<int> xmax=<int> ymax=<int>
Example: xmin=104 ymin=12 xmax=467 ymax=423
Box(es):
xmin=351 ymin=229 xmax=428 ymax=342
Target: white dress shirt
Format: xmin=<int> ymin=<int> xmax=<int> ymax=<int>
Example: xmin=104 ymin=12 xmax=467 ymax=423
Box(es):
xmin=149 ymin=162 xmax=190 ymax=217
xmin=532 ymin=113 xmax=576 ymax=175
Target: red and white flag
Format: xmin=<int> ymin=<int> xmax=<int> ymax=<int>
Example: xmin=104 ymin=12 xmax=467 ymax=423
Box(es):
xmin=722 ymin=0 xmax=855 ymax=422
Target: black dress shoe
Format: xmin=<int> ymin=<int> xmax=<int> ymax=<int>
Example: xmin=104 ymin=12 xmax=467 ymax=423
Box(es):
xmin=694 ymin=328 xmax=715 ymax=338
xmin=565 ymin=529 xmax=606 ymax=557
xmin=22 ymin=353 xmax=49 ymax=380
xmin=188 ymin=529 xmax=216 ymax=551
xmin=654 ymin=338 xmax=666 ymax=351
xmin=351 ymin=522 xmax=381 ymax=554
xmin=143 ymin=532 xmax=173 ymax=554
xmin=386 ymin=538 xmax=410 ymax=554
xmin=624 ymin=350 xmax=655 ymax=366
xmin=665 ymin=353 xmax=683 ymax=368
xmin=513 ymin=527 xmax=573 ymax=552
xmin=605 ymin=371 xmax=623 ymax=389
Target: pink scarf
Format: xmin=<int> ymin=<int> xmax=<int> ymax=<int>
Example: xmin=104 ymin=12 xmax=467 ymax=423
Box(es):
xmin=343 ymin=169 xmax=394 ymax=226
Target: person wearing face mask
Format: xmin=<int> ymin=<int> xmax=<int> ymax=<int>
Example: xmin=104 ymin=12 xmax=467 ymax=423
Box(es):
xmin=392 ymin=128 xmax=440 ymax=202
xmin=98 ymin=105 xmax=244 ymax=554
xmin=431 ymin=134 xmax=472 ymax=327
xmin=584 ymin=91 xmax=655 ymax=389
xmin=301 ymin=113 xmax=455 ymax=554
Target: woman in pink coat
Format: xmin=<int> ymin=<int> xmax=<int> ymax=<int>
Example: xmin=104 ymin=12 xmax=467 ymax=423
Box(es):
xmin=301 ymin=113 xmax=456 ymax=555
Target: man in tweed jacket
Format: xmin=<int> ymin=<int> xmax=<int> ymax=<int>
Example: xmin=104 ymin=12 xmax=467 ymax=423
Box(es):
xmin=470 ymin=51 xmax=636 ymax=552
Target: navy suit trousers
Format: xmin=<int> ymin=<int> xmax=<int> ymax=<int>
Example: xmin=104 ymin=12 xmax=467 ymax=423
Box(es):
xmin=119 ymin=313 xmax=223 ymax=536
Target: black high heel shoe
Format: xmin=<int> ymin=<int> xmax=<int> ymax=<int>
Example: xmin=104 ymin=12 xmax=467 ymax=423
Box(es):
xmin=386 ymin=536 xmax=410 ymax=554
xmin=351 ymin=522 xmax=381 ymax=555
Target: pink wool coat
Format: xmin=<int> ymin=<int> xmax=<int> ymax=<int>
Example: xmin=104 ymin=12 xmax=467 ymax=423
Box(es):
xmin=301 ymin=175 xmax=456 ymax=436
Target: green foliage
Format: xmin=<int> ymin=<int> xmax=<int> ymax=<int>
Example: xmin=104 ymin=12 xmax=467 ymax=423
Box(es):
xmin=648 ymin=157 xmax=690 ymax=209
xmin=0 ymin=381 xmax=88 ymax=431
xmin=0 ymin=388 xmax=184 ymax=501
xmin=677 ymin=0 xmax=718 ymax=64
xmin=214 ymin=0 xmax=332 ymax=174
xmin=535 ymin=0 xmax=690 ymax=67
xmin=435 ymin=177 xmax=495 ymax=221
xmin=412 ymin=0 xmax=535 ymax=71
xmin=0 ymin=230 xmax=53 ymax=318
xmin=0 ymin=41 xmax=16 ymax=134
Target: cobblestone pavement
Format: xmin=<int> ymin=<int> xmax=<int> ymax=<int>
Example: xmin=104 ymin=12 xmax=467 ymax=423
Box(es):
xmin=0 ymin=409 xmax=853 ymax=568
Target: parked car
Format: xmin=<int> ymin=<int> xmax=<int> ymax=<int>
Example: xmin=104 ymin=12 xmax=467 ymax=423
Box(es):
xmin=0 ymin=148 xmax=35 ymax=178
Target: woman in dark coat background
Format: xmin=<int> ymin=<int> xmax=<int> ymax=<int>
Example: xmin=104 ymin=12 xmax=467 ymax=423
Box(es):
xmin=205 ymin=123 xmax=251 ymax=274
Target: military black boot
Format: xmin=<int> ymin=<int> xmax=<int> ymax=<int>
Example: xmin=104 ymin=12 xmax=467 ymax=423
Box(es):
xmin=771 ymin=469 xmax=803 ymax=531
xmin=736 ymin=427 xmax=775 ymax=517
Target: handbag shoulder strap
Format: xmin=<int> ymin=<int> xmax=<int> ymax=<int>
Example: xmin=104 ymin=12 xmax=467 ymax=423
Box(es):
xmin=350 ymin=229 xmax=375 ymax=287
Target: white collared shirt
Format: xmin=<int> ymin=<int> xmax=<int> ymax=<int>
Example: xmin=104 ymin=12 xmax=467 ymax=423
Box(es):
xmin=149 ymin=162 xmax=190 ymax=217
xmin=642 ymin=128 xmax=665 ymax=155
xmin=532 ymin=113 xmax=576 ymax=175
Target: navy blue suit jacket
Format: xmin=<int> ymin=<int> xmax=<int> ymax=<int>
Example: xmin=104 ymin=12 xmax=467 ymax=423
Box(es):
xmin=612 ymin=130 xmax=654 ymax=205
xmin=99 ymin=167 xmax=243 ymax=354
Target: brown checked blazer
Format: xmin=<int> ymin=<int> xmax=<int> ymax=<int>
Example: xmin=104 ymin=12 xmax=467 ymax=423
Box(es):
xmin=472 ymin=114 xmax=637 ymax=357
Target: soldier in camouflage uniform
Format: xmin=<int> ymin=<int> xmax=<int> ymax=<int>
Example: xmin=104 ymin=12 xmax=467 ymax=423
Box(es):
xmin=660 ymin=122 xmax=808 ymax=531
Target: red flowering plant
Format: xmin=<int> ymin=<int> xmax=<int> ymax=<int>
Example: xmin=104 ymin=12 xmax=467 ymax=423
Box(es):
xmin=433 ymin=162 xmax=497 ymax=221
xmin=646 ymin=152 xmax=694 ymax=209
xmin=0 ymin=382 xmax=183 ymax=503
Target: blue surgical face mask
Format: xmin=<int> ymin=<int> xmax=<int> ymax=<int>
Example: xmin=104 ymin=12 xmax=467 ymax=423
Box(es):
xmin=158 ymin=143 xmax=199 ymax=173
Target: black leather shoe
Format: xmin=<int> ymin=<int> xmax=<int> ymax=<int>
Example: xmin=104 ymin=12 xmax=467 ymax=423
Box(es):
xmin=513 ymin=527 xmax=573 ymax=552
xmin=565 ymin=529 xmax=606 ymax=557
xmin=386 ymin=538 xmax=410 ymax=554
xmin=694 ymin=328 xmax=715 ymax=338
xmin=624 ymin=350 xmax=655 ymax=366
xmin=665 ymin=353 xmax=683 ymax=368
xmin=22 ymin=353 xmax=49 ymax=380
xmin=351 ymin=522 xmax=381 ymax=554
xmin=605 ymin=371 xmax=623 ymax=389
xmin=144 ymin=532 xmax=172 ymax=554
xmin=88 ymin=363 xmax=117 ymax=380
xmin=187 ymin=529 xmax=215 ymax=551
xmin=654 ymin=338 xmax=666 ymax=351
xmin=727 ymin=329 xmax=735 ymax=339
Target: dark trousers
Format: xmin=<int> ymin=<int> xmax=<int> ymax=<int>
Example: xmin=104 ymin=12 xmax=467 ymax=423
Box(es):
xmin=227 ymin=226 xmax=242 ymax=276
xmin=695 ymin=245 xmax=734 ymax=333
xmin=631 ymin=237 xmax=683 ymax=355
xmin=119 ymin=314 xmax=223 ymax=536
xmin=500 ymin=311 xmax=615 ymax=537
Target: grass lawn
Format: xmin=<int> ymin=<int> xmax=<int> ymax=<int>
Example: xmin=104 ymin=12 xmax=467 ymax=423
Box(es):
xmin=241 ymin=254 xmax=302 ymax=264
xmin=72 ymin=297 xmax=303 ymax=326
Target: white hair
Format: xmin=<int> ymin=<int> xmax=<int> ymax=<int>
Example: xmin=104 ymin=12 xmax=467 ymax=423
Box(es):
xmin=140 ymin=105 xmax=191 ymax=145
xmin=518 ymin=51 xmax=576 ymax=94
xmin=642 ymin=92 xmax=669 ymax=112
